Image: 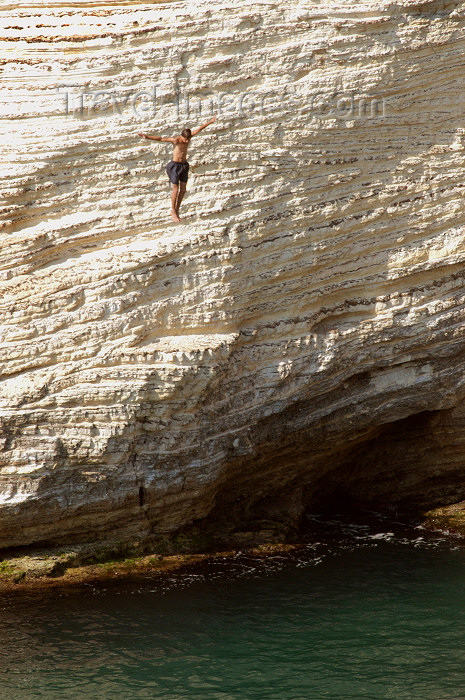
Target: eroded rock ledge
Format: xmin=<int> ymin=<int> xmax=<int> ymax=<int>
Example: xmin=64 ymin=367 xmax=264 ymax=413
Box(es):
xmin=2 ymin=0 xmax=465 ymax=552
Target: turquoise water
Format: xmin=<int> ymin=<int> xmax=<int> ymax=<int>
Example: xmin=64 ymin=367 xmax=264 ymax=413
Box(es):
xmin=1 ymin=517 xmax=465 ymax=700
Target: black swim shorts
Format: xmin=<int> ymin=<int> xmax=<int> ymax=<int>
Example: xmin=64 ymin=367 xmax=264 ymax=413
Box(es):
xmin=166 ymin=160 xmax=189 ymax=185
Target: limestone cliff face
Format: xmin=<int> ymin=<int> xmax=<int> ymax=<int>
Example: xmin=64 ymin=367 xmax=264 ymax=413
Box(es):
xmin=2 ymin=0 xmax=465 ymax=549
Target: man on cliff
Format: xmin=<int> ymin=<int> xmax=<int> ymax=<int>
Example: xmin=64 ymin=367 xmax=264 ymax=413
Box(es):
xmin=138 ymin=116 xmax=216 ymax=223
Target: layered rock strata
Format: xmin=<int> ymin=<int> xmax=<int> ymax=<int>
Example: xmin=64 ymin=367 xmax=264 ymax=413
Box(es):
xmin=2 ymin=0 xmax=465 ymax=549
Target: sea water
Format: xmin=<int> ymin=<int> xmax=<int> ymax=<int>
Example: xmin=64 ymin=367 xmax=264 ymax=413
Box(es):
xmin=0 ymin=515 xmax=464 ymax=700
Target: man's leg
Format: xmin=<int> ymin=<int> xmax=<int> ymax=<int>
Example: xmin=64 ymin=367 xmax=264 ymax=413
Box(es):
xmin=171 ymin=183 xmax=181 ymax=222
xmin=175 ymin=182 xmax=187 ymax=218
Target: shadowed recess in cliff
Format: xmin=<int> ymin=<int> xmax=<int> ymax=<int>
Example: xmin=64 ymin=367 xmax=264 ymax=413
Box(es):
xmin=304 ymin=401 xmax=465 ymax=518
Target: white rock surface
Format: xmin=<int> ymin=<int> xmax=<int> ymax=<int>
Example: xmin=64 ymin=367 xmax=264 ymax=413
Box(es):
xmin=1 ymin=0 xmax=465 ymax=547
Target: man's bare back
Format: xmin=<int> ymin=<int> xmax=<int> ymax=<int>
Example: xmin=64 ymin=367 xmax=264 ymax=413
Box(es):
xmin=171 ymin=137 xmax=190 ymax=163
xmin=138 ymin=116 xmax=216 ymax=222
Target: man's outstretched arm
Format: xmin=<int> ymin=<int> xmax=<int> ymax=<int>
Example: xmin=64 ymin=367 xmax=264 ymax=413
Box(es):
xmin=138 ymin=133 xmax=176 ymax=142
xmin=190 ymin=116 xmax=216 ymax=137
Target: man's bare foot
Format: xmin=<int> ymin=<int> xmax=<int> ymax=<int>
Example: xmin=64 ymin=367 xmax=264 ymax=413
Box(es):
xmin=171 ymin=211 xmax=181 ymax=223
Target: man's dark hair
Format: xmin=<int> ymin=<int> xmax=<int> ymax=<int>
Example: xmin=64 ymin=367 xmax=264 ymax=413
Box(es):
xmin=181 ymin=128 xmax=192 ymax=139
